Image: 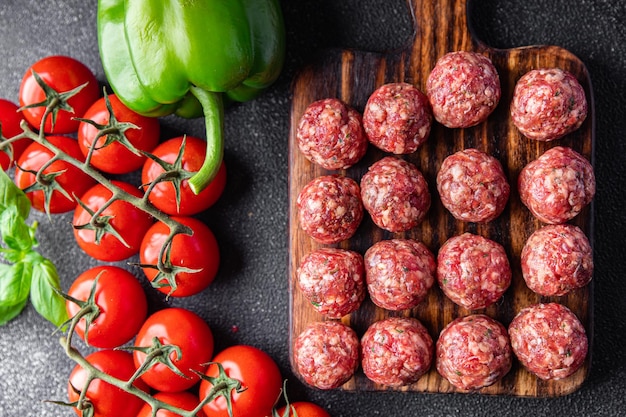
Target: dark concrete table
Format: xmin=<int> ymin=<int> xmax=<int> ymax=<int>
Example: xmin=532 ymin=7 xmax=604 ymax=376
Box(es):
xmin=0 ymin=1 xmax=624 ymax=415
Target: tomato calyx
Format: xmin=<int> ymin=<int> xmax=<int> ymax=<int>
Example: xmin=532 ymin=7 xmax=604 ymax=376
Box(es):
xmin=48 ymin=381 xmax=95 ymax=417
xmin=73 ymin=196 xmax=131 ymax=248
xmin=126 ymin=336 xmax=189 ymax=382
xmin=18 ymin=70 xmax=88 ymax=133
xmin=58 ymin=273 xmax=102 ymax=347
xmin=141 ymin=136 xmax=195 ymax=212
xmin=74 ymin=90 xmax=142 ymax=164
xmin=195 ymin=362 xmax=247 ymax=417
xmin=15 ymin=162 xmax=71 ymax=217
xmin=134 ymin=239 xmax=203 ymax=298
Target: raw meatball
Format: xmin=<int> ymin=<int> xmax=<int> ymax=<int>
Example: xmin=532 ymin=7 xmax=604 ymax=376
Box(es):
xmin=297 ymin=248 xmax=365 ymax=318
xmin=437 ymin=148 xmax=510 ymax=223
xmin=426 ymin=51 xmax=501 ymax=128
xmin=521 ymin=224 xmax=593 ymax=296
xmin=364 ymin=239 xmax=436 ymax=311
xmin=509 ymin=303 xmax=588 ymax=380
xmin=293 ymin=321 xmax=360 ymax=389
xmin=360 ymin=156 xmax=431 ymax=232
xmin=361 ymin=317 xmax=433 ymax=387
xmin=511 ymin=68 xmax=588 ymax=141
xmin=296 ymin=98 xmax=368 ymax=170
xmin=297 ymin=174 xmax=363 ymax=244
xmin=437 ymin=233 xmax=511 ymax=310
xmin=363 ymin=82 xmax=432 ymax=154
xmin=518 ymin=146 xmax=595 ymax=224
xmin=436 ymin=314 xmax=512 ymax=391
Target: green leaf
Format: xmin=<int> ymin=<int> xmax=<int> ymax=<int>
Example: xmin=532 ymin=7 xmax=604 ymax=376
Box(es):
xmin=0 ymin=169 xmax=30 ymax=219
xmin=29 ymin=258 xmax=68 ymax=327
xmin=0 ymin=262 xmax=32 ymax=306
xmin=0 ymin=206 xmax=34 ymax=251
xmin=0 ymin=297 xmax=28 ymax=326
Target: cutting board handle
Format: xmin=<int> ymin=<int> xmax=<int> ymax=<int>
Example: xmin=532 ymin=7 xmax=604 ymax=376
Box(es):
xmin=407 ymin=0 xmax=474 ymax=51
xmin=401 ymin=0 xmax=484 ymax=89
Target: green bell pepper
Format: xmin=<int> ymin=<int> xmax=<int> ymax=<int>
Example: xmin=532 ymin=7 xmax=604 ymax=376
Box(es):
xmin=97 ymin=0 xmax=285 ymax=193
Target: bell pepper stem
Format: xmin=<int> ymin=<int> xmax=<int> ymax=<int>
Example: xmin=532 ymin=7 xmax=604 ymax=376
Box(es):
xmin=187 ymin=86 xmax=224 ymax=195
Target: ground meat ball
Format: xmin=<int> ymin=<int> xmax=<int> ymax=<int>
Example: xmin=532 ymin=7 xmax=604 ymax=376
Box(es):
xmin=509 ymin=303 xmax=588 ymax=380
xmin=297 ymin=248 xmax=365 ymax=318
xmin=361 ymin=317 xmax=434 ymax=387
xmin=362 ymin=82 xmax=432 ymax=154
xmin=296 ymin=98 xmax=368 ymax=170
xmin=437 ymin=233 xmax=511 ymax=310
xmin=364 ymin=239 xmax=436 ymax=310
xmin=511 ymin=68 xmax=588 ymax=141
xmin=437 ymin=148 xmax=510 ymax=223
xmin=426 ymin=51 xmax=501 ymax=128
xmin=436 ymin=314 xmax=512 ymax=391
xmin=297 ymin=175 xmax=363 ymax=244
xmin=518 ymin=146 xmax=595 ymax=224
xmin=521 ymin=224 xmax=593 ymax=296
xmin=293 ymin=321 xmax=360 ymax=389
xmin=360 ymin=156 xmax=431 ymax=232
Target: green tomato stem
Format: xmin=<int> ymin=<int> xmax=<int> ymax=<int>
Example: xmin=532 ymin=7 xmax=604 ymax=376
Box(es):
xmin=187 ymin=87 xmax=224 ymax=195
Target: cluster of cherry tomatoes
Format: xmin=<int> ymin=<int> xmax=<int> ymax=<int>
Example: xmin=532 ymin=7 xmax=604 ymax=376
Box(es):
xmin=1 ymin=55 xmax=331 ymax=417
xmin=2 ymin=55 xmax=225 ymax=297
xmin=64 ymin=289 xmax=281 ymax=417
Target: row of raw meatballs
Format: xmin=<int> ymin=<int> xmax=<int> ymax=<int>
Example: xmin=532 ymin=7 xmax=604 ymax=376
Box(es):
xmin=297 ymin=226 xmax=592 ymax=318
xmin=297 ymin=50 xmax=588 ymax=170
xmin=293 ymin=303 xmax=588 ymax=391
xmin=297 ymin=144 xmax=595 ymax=243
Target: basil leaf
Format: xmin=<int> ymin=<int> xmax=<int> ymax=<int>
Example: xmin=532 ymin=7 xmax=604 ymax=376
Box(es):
xmin=0 ymin=262 xmax=32 ymax=306
xmin=0 ymin=169 xmax=30 ymax=219
xmin=0 ymin=297 xmax=29 ymax=326
xmin=29 ymin=258 xmax=68 ymax=327
xmin=0 ymin=205 xmax=34 ymax=251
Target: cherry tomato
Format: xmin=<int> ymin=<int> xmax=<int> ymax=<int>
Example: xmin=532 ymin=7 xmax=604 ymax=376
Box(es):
xmin=136 ymin=391 xmax=207 ymax=417
xmin=78 ymin=94 xmax=160 ymax=174
xmin=68 ymin=349 xmax=149 ymax=417
xmin=65 ymin=265 xmax=147 ymax=349
xmin=142 ymin=136 xmax=226 ymax=216
xmin=139 ymin=216 xmax=220 ymax=297
xmin=0 ymin=99 xmax=30 ymax=170
xmin=14 ymin=135 xmax=96 ymax=213
xmin=199 ymin=345 xmax=282 ymax=417
xmin=19 ymin=55 xmax=100 ymax=134
xmin=277 ymin=402 xmax=331 ymax=417
xmin=133 ymin=307 xmax=214 ymax=392
xmin=72 ymin=180 xmax=154 ymax=261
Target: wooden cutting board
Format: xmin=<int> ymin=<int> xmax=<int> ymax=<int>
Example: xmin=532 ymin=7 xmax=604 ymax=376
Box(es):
xmin=288 ymin=0 xmax=594 ymax=397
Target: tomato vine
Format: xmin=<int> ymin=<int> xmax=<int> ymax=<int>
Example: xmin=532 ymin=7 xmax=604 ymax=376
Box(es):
xmin=0 ymin=69 xmax=249 ymax=416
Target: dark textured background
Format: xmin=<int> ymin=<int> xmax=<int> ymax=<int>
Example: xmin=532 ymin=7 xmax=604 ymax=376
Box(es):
xmin=0 ymin=0 xmax=624 ymax=416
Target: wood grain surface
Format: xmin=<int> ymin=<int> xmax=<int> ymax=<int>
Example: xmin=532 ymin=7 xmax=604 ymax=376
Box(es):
xmin=288 ymin=0 xmax=594 ymax=397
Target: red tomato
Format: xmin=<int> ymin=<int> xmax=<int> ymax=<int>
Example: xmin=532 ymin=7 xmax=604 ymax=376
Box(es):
xmin=199 ymin=345 xmax=282 ymax=417
xmin=19 ymin=55 xmax=100 ymax=134
xmin=0 ymin=99 xmax=30 ymax=170
xmin=139 ymin=216 xmax=220 ymax=297
xmin=68 ymin=349 xmax=149 ymax=417
xmin=133 ymin=307 xmax=214 ymax=392
xmin=14 ymin=135 xmax=96 ymax=213
xmin=277 ymin=402 xmax=331 ymax=417
xmin=65 ymin=265 xmax=147 ymax=349
xmin=136 ymin=391 xmax=207 ymax=417
xmin=142 ymin=136 xmax=226 ymax=216
xmin=78 ymin=94 xmax=160 ymax=174
xmin=72 ymin=180 xmax=154 ymax=261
